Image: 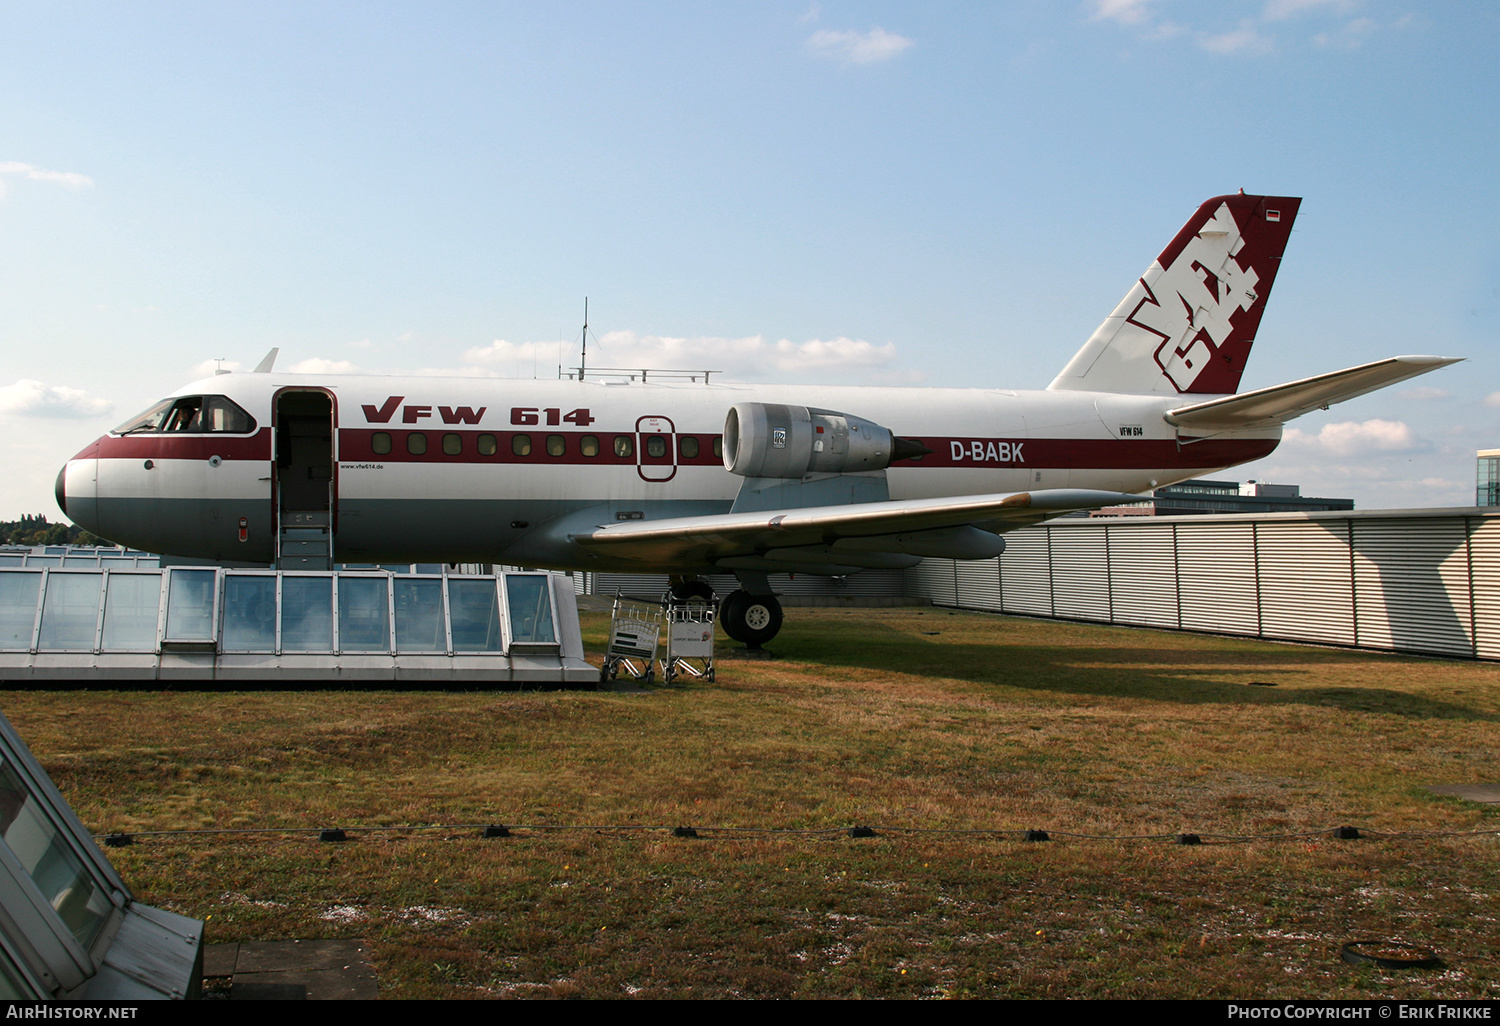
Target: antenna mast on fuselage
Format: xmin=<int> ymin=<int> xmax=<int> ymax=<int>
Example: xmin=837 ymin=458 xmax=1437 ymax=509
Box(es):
xmin=580 ymin=297 xmax=587 ymax=381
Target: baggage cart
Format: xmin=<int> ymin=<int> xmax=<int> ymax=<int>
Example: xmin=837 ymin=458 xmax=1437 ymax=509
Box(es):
xmin=660 ymin=598 xmax=716 ymax=684
xmin=600 ymin=595 xmax=664 ymax=685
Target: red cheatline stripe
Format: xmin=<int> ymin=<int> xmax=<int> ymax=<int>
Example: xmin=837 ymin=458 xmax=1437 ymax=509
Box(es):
xmin=88 ymin=429 xmax=1275 ymax=471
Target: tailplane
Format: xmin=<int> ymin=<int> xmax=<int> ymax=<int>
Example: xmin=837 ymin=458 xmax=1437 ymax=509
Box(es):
xmin=1049 ymin=193 xmax=1301 ymax=395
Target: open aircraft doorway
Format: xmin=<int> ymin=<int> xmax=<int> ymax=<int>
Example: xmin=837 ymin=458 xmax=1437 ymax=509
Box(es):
xmin=274 ymin=389 xmax=335 ymax=570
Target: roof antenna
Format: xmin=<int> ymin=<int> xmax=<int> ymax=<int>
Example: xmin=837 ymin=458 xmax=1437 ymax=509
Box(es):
xmin=580 ymin=297 xmax=588 ymax=381
xmin=253 ymin=348 xmax=280 ymax=373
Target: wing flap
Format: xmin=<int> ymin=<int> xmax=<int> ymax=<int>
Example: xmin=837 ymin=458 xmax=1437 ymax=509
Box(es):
xmin=572 ymin=488 xmax=1145 ymax=569
xmin=1165 ymin=355 xmax=1460 ymax=431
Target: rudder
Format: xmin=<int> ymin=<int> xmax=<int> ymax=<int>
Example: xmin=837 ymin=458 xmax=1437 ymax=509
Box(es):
xmin=1049 ymin=193 xmax=1301 ymax=395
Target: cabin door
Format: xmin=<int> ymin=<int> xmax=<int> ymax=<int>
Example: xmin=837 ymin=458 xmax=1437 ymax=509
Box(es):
xmin=274 ymin=389 xmax=337 ymax=569
xmin=636 ymin=415 xmax=677 ymax=482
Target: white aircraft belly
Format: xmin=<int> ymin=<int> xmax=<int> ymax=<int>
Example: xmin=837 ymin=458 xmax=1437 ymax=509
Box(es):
xmin=97 ymin=457 xmax=268 ymax=502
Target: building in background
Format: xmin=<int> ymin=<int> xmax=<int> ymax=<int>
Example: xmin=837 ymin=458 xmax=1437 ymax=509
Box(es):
xmin=1090 ymin=479 xmax=1354 ymax=517
xmin=1478 ymin=450 xmax=1500 ymax=507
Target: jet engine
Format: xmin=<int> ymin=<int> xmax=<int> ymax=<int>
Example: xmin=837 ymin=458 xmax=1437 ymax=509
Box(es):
xmin=723 ymin=403 xmax=929 ymax=479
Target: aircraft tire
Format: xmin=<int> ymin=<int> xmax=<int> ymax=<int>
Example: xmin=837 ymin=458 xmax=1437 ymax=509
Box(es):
xmin=720 ymin=590 xmax=783 ymax=647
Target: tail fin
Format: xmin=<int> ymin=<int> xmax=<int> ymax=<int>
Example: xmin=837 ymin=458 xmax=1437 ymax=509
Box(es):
xmin=1049 ymin=193 xmax=1301 ymax=395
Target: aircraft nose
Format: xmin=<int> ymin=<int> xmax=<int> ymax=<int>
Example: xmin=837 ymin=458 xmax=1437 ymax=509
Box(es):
xmin=57 ymin=442 xmax=101 ymax=537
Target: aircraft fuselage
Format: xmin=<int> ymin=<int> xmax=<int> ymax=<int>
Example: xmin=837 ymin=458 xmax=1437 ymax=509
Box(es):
xmin=59 ymin=372 xmax=1279 ymax=569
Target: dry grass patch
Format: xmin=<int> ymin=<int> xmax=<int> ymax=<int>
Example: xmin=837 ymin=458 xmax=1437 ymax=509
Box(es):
xmin=3 ymin=607 xmax=1498 ymax=998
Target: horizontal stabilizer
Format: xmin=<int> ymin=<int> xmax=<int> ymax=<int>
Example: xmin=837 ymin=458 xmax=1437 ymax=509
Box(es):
xmin=1164 ymin=356 xmax=1461 ymax=432
xmin=573 ymin=488 xmax=1145 ymax=570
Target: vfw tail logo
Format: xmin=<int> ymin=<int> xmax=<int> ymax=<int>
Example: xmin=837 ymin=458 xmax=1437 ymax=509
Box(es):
xmin=1122 ymin=203 xmax=1262 ymax=392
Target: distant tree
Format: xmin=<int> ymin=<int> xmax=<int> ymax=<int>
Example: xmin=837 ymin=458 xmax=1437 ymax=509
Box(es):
xmin=0 ymin=516 xmax=117 ymax=549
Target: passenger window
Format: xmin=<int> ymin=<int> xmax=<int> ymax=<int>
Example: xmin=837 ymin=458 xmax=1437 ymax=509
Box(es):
xmin=477 ymin=434 xmax=497 ymax=456
xmin=546 ymin=435 xmax=565 ymax=457
xmin=646 ymin=435 xmax=667 ymax=458
xmin=614 ymin=435 xmax=634 ymax=458
xmin=679 ymin=436 xmax=699 ymax=459
xmin=372 ymin=432 xmax=392 ymax=455
xmin=580 ymin=435 xmax=600 ymax=457
xmin=512 ymin=434 xmax=532 ymax=457
xmin=443 ymin=433 xmax=462 ymax=455
xmin=713 ymin=435 xmax=723 ymax=459
xmin=407 ymin=433 xmax=427 ymax=455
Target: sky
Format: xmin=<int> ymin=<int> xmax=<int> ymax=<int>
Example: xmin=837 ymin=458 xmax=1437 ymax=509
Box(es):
xmin=2 ymin=0 xmax=1497 ymax=520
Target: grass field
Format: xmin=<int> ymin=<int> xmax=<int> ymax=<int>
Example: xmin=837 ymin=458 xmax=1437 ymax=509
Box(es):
xmin=4 ymin=607 xmax=1499 ymax=999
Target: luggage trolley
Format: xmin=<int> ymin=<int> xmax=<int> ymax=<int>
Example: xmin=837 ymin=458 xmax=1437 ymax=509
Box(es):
xmin=660 ymin=595 xmax=716 ymax=684
xmin=601 ymin=595 xmax=665 ymax=685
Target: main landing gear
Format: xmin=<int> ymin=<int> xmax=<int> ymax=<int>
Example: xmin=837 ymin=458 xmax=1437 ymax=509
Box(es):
xmin=670 ymin=576 xmax=784 ymax=649
xmin=718 ymin=590 xmax=783 ymax=648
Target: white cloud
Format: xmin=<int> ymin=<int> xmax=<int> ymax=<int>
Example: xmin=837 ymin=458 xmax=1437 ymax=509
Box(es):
xmin=466 ymin=330 xmax=912 ymax=383
xmin=1087 ymin=0 xmax=1157 ymax=25
xmin=1249 ymin=453 xmax=1471 ymax=508
xmin=1094 ymin=0 xmax=1373 ymax=55
xmin=0 ymin=380 xmax=112 ymax=418
xmin=806 ymin=27 xmax=913 ymax=65
xmin=770 ymin=336 xmax=896 ymax=371
xmin=347 ymin=338 xmax=372 ymax=349
xmin=1198 ymin=22 xmax=1274 ymax=55
xmin=287 ymin=357 xmax=359 ymax=374
xmin=798 ymin=3 xmax=821 ymax=26
xmin=1263 ymin=0 xmax=1358 ymax=21
xmin=1282 ymin=418 xmax=1424 ymax=457
xmin=596 ymin=330 xmax=899 ymax=377
xmin=0 ymin=161 xmax=94 ymax=191
xmin=1313 ymin=16 xmax=1376 ymax=48
xmin=465 ymin=338 xmax=563 ymax=365
xmin=1397 ymin=386 xmax=1451 ymax=401
xmin=1484 ymin=392 xmax=1500 ymax=408
xmin=462 ymin=338 xmax=573 ymax=378
xmin=1144 ymin=19 xmax=1189 ymax=40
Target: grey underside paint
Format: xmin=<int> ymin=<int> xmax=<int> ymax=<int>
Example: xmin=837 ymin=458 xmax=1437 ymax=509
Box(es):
xmin=340 ymin=498 xmax=736 ymax=570
xmin=96 ymin=499 xmax=276 ymax=563
xmin=99 ymin=496 xmax=737 ymax=570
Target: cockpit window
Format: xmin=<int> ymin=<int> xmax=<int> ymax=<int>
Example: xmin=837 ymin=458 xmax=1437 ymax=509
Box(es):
xmin=114 ymin=395 xmax=257 ymax=435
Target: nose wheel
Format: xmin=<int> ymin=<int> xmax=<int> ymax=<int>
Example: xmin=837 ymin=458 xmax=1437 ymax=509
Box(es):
xmin=718 ymin=590 xmax=783 ymax=647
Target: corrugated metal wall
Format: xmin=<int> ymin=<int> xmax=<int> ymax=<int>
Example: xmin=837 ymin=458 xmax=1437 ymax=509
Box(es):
xmin=997 ymin=528 xmax=1051 ymax=617
xmin=1470 ymin=518 xmax=1500 ymax=661
xmin=903 ymin=509 xmax=1500 ymax=661
xmin=1256 ymin=521 xmax=1355 ymax=646
xmin=1176 ymin=523 xmax=1259 ymax=636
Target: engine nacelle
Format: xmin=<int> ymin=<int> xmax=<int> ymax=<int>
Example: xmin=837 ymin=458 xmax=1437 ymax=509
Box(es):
xmin=724 ymin=403 xmax=896 ymax=479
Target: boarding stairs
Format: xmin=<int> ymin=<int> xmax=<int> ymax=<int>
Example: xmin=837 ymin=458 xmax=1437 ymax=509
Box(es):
xmin=277 ymin=510 xmax=333 ymax=570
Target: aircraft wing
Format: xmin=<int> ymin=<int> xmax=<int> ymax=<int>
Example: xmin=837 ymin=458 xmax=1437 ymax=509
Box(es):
xmin=1164 ymin=355 xmax=1460 ymax=432
xmin=571 ymin=488 xmax=1145 ymax=572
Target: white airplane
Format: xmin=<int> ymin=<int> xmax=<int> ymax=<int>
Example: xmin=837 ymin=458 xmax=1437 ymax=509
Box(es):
xmin=56 ymin=193 xmax=1457 ymax=646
